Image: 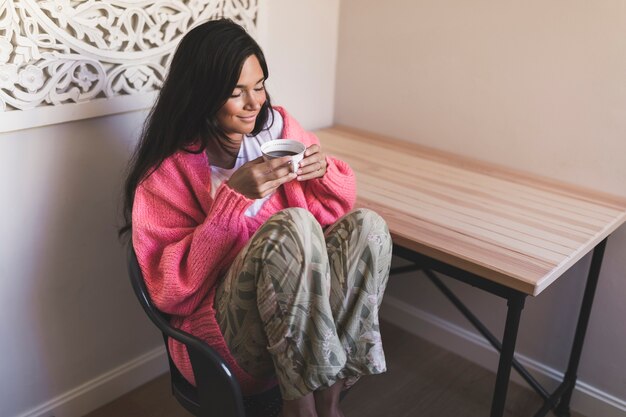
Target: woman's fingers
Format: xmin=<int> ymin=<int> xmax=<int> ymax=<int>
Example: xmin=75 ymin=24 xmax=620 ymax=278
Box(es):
xmin=231 ymin=145 xmax=328 ymax=198
xmin=264 ymin=156 xmax=294 ymax=175
xmin=231 ymin=141 xmax=330 ymax=197
xmin=296 ymin=164 xmax=324 ymax=181
xmin=252 ymin=156 xmax=297 ymax=197
xmin=296 ymin=145 xmax=327 ymax=180
xmin=229 ymin=155 xmax=296 ymax=199
xmin=260 ymin=172 xmax=297 ymax=196
xmin=256 ymin=169 xmax=296 ymax=197
xmin=303 ymin=144 xmax=320 ymax=157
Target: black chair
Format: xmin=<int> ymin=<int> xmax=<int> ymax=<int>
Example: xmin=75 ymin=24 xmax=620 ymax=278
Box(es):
xmin=126 ymin=243 xmax=282 ymax=417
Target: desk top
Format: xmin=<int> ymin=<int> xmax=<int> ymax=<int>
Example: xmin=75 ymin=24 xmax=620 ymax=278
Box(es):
xmin=317 ymin=126 xmax=626 ymax=296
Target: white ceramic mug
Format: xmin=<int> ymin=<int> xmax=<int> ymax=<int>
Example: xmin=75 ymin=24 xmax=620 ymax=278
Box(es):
xmin=261 ymin=139 xmax=306 ymax=172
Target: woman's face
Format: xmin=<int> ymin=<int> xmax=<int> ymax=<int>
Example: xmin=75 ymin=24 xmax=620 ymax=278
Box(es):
xmin=217 ymin=54 xmax=267 ymax=142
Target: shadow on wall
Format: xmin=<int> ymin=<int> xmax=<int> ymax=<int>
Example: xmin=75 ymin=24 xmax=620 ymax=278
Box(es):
xmin=0 ymin=109 xmax=163 ymax=417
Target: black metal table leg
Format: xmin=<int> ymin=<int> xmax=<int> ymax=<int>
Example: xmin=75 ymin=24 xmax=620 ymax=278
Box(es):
xmin=491 ymin=293 xmax=526 ymax=417
xmin=424 ymin=270 xmax=549 ymax=401
xmin=554 ymin=238 xmax=607 ymax=416
xmin=392 ymin=239 xmax=611 ymax=417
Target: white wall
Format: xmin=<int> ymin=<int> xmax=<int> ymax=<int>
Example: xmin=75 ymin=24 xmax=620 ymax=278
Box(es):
xmin=336 ymin=0 xmax=626 ymax=415
xmin=0 ymin=2 xmax=340 ymax=417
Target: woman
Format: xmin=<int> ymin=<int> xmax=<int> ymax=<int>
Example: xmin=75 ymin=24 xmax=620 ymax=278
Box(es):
xmin=121 ymin=19 xmax=392 ymax=417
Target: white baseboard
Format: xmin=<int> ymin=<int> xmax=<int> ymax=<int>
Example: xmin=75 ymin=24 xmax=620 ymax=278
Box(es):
xmin=14 ymin=346 xmax=168 ymax=417
xmin=380 ymin=295 xmax=626 ymax=417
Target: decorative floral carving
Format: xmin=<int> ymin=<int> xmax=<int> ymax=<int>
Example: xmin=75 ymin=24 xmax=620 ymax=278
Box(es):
xmin=18 ymin=64 xmax=44 ymax=92
xmin=0 ymin=0 xmax=259 ymax=112
xmin=0 ymin=64 xmax=19 ymax=91
xmin=0 ymin=39 xmax=13 ymax=63
xmin=76 ymin=64 xmax=98 ymax=91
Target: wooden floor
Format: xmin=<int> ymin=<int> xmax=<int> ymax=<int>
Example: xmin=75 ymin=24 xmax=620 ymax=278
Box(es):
xmin=84 ymin=321 xmax=585 ymax=417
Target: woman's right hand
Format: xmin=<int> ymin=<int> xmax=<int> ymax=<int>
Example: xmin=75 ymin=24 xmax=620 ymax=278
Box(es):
xmin=227 ymin=156 xmax=297 ymax=199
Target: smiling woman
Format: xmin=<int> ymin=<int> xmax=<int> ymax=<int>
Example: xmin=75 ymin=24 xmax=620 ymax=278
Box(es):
xmin=120 ymin=19 xmax=392 ymax=417
xmin=213 ymin=56 xmax=268 ymax=165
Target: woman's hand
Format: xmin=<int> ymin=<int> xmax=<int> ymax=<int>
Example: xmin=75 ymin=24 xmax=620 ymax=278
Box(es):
xmin=296 ymin=144 xmax=327 ymax=181
xmin=227 ymin=156 xmax=296 ymax=199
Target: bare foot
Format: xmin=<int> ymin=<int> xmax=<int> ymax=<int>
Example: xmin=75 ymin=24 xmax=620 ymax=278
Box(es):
xmin=313 ymin=380 xmax=345 ymax=417
xmin=281 ymin=392 xmax=318 ymax=417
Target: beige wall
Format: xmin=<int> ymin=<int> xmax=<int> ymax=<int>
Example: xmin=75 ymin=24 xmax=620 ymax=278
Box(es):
xmin=336 ymin=0 xmax=626 ymax=414
xmin=262 ymin=0 xmax=340 ymax=129
xmin=0 ymin=2 xmax=340 ymax=417
xmin=336 ymin=0 xmax=626 ymax=197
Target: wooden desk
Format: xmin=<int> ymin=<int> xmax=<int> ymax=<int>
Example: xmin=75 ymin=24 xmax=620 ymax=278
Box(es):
xmin=316 ymin=125 xmax=626 ymax=417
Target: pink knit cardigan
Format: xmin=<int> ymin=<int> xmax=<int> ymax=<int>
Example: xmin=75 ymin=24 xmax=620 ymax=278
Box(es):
xmin=132 ymin=107 xmax=356 ymax=395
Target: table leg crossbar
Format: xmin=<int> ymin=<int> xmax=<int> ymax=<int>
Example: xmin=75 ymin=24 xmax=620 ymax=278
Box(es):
xmin=390 ymin=238 xmax=608 ymax=417
xmin=423 ymin=270 xmax=548 ymax=401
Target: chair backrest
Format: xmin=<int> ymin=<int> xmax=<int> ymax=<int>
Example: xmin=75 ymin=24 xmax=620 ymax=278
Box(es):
xmin=126 ymin=243 xmax=247 ymax=417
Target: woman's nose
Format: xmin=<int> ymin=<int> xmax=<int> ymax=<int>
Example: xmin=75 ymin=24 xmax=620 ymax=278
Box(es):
xmin=244 ymin=90 xmax=262 ymax=109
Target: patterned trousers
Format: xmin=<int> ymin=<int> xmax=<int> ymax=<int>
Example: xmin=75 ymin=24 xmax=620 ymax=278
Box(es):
xmin=215 ymin=207 xmax=393 ymax=400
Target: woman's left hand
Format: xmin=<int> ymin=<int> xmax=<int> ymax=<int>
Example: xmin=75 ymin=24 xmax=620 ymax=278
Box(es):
xmin=296 ymin=144 xmax=328 ymax=181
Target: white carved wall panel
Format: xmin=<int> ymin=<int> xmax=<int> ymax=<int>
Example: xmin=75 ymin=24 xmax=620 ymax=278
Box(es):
xmin=0 ymin=0 xmax=260 ymax=132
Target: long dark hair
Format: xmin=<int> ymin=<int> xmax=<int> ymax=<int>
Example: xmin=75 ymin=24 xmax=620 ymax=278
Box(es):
xmin=119 ymin=19 xmax=272 ymax=237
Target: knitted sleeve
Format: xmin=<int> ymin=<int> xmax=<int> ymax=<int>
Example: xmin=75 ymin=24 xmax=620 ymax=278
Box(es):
xmin=132 ymin=154 xmax=253 ymax=316
xmin=277 ymin=107 xmax=357 ymax=226
xmin=302 ymin=155 xmax=357 ymax=224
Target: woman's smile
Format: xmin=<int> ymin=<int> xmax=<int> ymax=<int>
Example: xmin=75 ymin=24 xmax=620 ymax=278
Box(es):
xmin=238 ymin=114 xmax=258 ymax=123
